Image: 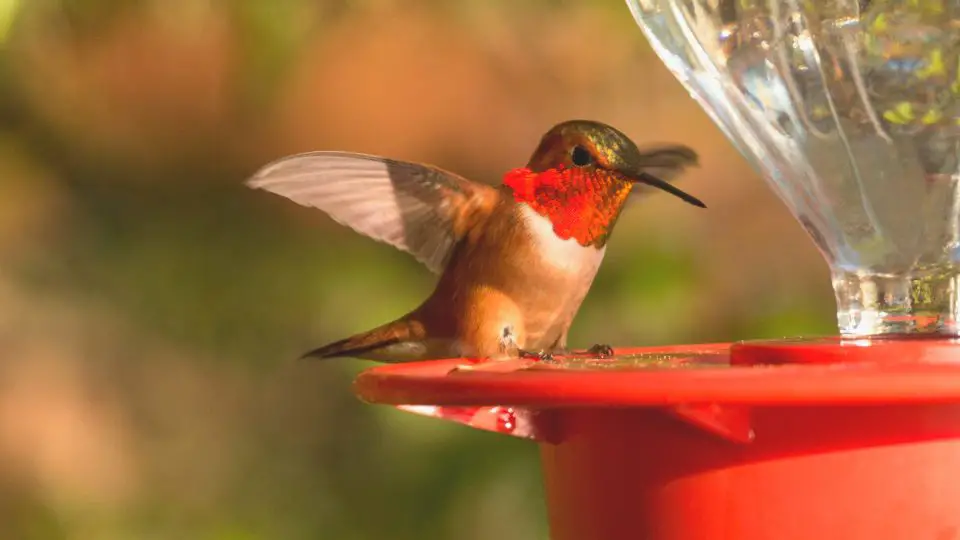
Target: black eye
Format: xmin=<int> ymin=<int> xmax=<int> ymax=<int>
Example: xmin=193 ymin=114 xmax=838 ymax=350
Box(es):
xmin=571 ymin=145 xmax=593 ymax=167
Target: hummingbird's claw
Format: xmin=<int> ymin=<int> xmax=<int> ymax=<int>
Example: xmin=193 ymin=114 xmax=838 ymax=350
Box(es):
xmin=519 ymin=349 xmax=555 ymax=362
xmin=587 ymin=343 xmax=614 ymax=359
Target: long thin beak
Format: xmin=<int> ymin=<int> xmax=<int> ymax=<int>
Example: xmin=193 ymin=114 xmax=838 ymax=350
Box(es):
xmin=631 ymin=172 xmax=706 ymax=208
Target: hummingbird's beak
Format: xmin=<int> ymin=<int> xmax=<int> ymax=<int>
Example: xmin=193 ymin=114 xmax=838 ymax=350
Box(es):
xmin=630 ymin=171 xmax=706 ymax=208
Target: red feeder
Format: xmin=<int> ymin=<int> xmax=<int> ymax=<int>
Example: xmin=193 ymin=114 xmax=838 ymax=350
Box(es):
xmin=355 ymin=340 xmax=960 ymax=540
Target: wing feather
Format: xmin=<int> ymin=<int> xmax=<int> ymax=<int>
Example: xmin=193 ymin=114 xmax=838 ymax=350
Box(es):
xmin=246 ymin=151 xmax=499 ymax=273
xmin=627 ymin=144 xmax=700 ymax=201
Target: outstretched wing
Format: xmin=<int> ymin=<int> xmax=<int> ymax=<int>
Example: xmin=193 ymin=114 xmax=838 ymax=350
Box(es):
xmin=246 ymin=151 xmax=499 ymax=274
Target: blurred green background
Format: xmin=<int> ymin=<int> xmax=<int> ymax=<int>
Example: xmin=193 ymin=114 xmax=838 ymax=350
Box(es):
xmin=0 ymin=1 xmax=837 ymax=539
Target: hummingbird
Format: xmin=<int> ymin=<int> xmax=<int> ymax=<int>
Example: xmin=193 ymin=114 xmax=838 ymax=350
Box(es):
xmin=247 ymin=119 xmax=704 ymax=363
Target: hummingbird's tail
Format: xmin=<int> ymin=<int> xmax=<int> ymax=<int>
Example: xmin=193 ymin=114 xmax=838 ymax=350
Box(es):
xmin=302 ymin=315 xmax=438 ymax=363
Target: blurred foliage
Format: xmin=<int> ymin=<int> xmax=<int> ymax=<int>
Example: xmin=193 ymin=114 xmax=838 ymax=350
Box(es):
xmin=0 ymin=1 xmax=835 ymax=539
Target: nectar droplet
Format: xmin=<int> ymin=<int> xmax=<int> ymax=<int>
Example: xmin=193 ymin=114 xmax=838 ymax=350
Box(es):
xmin=492 ymin=406 xmax=517 ymax=433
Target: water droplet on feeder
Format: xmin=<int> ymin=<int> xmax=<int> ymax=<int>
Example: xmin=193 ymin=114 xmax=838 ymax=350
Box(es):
xmin=493 ymin=406 xmax=517 ymax=433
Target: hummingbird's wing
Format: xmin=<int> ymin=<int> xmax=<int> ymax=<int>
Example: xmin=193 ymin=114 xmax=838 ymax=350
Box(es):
xmin=246 ymin=151 xmax=499 ymax=274
xmin=629 ymin=144 xmax=700 ymax=199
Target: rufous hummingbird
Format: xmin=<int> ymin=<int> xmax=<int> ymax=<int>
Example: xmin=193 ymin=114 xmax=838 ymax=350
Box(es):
xmin=247 ymin=120 xmax=704 ymax=363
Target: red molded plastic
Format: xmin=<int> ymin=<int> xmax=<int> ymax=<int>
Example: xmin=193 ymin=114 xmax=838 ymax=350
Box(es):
xmin=353 ymin=339 xmax=960 ymax=540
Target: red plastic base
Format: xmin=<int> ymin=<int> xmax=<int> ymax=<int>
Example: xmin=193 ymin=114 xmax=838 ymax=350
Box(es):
xmin=355 ymin=339 xmax=960 ymax=406
xmin=540 ymin=404 xmax=960 ymax=540
xmin=353 ymin=338 xmax=960 ymax=540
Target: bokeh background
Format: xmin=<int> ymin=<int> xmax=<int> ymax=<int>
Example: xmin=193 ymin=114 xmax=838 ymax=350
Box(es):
xmin=0 ymin=1 xmax=837 ymax=539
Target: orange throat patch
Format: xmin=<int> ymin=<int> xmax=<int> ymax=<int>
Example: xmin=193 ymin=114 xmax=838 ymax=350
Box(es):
xmin=503 ymin=166 xmax=633 ymax=247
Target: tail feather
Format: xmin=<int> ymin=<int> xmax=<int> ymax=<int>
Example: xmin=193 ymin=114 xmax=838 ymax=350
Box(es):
xmin=303 ymin=317 xmax=431 ymax=362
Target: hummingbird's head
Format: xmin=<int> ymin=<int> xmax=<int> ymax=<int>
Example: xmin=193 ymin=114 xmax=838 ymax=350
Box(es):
xmin=503 ymin=119 xmax=703 ymax=247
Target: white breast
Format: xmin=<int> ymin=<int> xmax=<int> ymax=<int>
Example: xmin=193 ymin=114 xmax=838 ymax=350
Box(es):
xmin=518 ymin=204 xmax=606 ymax=274
xmin=515 ymin=204 xmax=607 ymax=348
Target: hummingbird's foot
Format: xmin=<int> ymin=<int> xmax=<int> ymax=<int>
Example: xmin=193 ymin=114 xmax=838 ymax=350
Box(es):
xmin=518 ymin=349 xmax=555 ymax=362
xmin=586 ymin=343 xmax=614 ymax=359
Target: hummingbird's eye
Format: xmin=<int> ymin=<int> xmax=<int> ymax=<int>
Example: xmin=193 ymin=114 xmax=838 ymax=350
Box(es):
xmin=570 ymin=145 xmax=593 ymax=167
